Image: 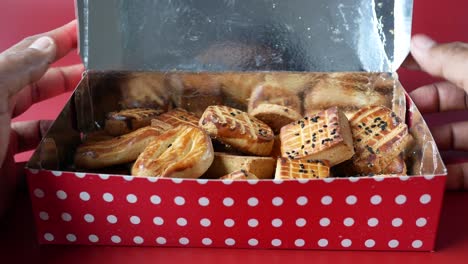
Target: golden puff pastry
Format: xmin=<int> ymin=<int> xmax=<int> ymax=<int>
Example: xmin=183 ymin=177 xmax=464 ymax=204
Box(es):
xmin=280 ymin=106 xmax=355 ymax=166
xmin=105 ymin=108 xmax=163 ymax=136
xmin=131 ymin=125 xmax=214 ymax=178
xmin=200 ymin=105 xmax=274 ymax=156
xmin=349 ymin=105 xmax=411 ymax=175
xmin=275 ymin=158 xmax=330 ymax=180
xmin=248 ymin=84 xmax=302 ymax=133
xmin=75 ymin=126 xmax=166 ymax=169
xmin=154 ymin=108 xmax=200 ymax=128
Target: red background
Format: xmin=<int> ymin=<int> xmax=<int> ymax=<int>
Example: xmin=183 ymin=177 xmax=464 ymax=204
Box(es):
xmin=1 ymin=0 xmax=468 ymax=263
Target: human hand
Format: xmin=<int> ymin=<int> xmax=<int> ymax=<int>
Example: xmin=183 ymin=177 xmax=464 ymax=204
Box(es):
xmin=407 ymin=34 xmax=468 ymax=190
xmin=0 ymin=21 xmax=84 ymax=217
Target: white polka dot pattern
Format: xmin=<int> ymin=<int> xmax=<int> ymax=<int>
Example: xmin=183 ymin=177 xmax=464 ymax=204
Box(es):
xmin=395 ymin=194 xmax=407 ymax=205
xmin=200 ymin=218 xmax=211 ymax=227
xmin=61 ymin=213 xmax=72 ymax=222
xmin=247 ymin=197 xmax=259 ymax=207
xmin=272 ymin=218 xmax=283 ymax=227
xmin=272 ymin=197 xmax=283 ymax=206
xmin=248 ymin=219 xmax=259 ymax=227
xmin=111 ymin=235 xmax=121 ymax=244
xmin=370 ymin=195 xmax=382 ymax=205
xmin=223 ymin=197 xmax=234 ymax=207
xmin=296 ymin=196 xmax=308 ymax=206
xmin=343 ymin=217 xmax=354 ymax=227
xmin=420 ymin=194 xmax=431 ymax=204
xmin=346 ymin=195 xmax=357 ymax=205
xmin=198 ymin=197 xmax=209 ymax=206
xmin=156 ymin=237 xmax=166 ymax=245
xmin=248 ymin=239 xmax=259 ymax=246
xmin=367 ymin=218 xmax=379 ymax=227
xmin=177 ymin=218 xmax=187 ymax=226
xmin=44 ymin=233 xmax=54 ymax=242
xmin=388 ymin=240 xmax=399 ymax=248
xmin=107 ymin=215 xmax=118 ymax=224
xmin=225 ymin=238 xmax=235 ymax=246
xmin=84 ymin=214 xmax=95 ymax=223
xmin=150 ymin=195 xmax=161 ymax=205
xmin=174 ymin=196 xmax=185 ymax=206
xmin=416 ymin=218 xmax=427 ymax=227
xmin=341 ymin=239 xmax=352 ymax=247
xmin=79 ymin=192 xmax=91 ymax=201
xmin=133 ymin=236 xmax=144 ymax=244
xmin=365 ymin=239 xmax=375 ymax=248
xmin=392 ymin=218 xmax=403 ymax=227
xmin=179 ymin=237 xmax=189 ymax=245
xmin=153 ymin=217 xmax=164 ymax=226
xmin=295 ymin=239 xmax=305 ymax=247
xmin=224 ymin=218 xmax=235 ymax=227
xmin=202 ymin=238 xmax=212 ymax=246
xmin=130 ymin=216 xmax=141 ymax=225
xmin=321 ymin=196 xmax=333 ymax=205
xmin=296 ymin=218 xmax=306 ymax=227
xmin=88 ymin=234 xmax=99 ymax=243
xmin=66 ymin=234 xmax=77 ymax=242
xmin=318 ymin=239 xmax=328 ymax=247
xmin=126 ymin=194 xmax=137 ymax=203
xmin=56 ymin=190 xmax=67 ymax=200
xmin=319 ymin=218 xmax=330 ymax=227
xmin=103 ymin=193 xmax=113 ymax=202
xmin=27 ymin=170 xmax=443 ymax=250
xmin=271 ymin=239 xmax=282 ymax=247
xmin=33 ymin=188 xmax=45 ymax=198
xmin=39 ymin=211 xmax=49 ymax=221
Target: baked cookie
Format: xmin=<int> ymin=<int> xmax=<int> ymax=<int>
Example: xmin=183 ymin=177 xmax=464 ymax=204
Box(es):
xmin=75 ymin=126 xmax=165 ymax=169
xmin=204 ymin=152 xmax=276 ymax=179
xmin=248 ymin=83 xmax=302 ymax=133
xmin=154 ymin=108 xmax=200 ymax=127
xmin=280 ymin=106 xmax=354 ymax=166
xmin=132 ymin=125 xmax=214 ymax=178
xmin=350 ymin=105 xmax=411 ymax=175
xmin=275 ymin=158 xmax=330 ymax=180
xmin=105 ymin=108 xmax=163 ymax=136
xmin=199 ymin=105 xmax=274 ymax=156
xmin=219 ymin=170 xmax=259 ymax=180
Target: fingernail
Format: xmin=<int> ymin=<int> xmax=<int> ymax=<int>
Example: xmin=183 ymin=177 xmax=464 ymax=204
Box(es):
xmin=412 ymin=35 xmax=436 ymax=51
xmin=28 ymin=36 xmax=54 ymax=51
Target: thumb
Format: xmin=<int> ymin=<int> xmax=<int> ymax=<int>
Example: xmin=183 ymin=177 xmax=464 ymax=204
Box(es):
xmin=410 ymin=34 xmax=468 ymax=91
xmin=0 ymin=36 xmax=57 ymax=98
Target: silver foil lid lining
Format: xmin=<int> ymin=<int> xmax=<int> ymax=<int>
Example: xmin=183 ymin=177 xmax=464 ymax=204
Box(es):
xmin=76 ymin=0 xmax=413 ymax=72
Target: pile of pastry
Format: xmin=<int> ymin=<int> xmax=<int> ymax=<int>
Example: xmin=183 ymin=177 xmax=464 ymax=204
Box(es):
xmin=74 ymin=79 xmax=412 ymax=180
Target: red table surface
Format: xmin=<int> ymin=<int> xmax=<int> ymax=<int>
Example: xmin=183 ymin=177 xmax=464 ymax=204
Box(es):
xmin=1 ymin=0 xmax=468 ymax=263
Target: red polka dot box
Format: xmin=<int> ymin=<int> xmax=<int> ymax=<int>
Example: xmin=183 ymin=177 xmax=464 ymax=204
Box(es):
xmin=25 ymin=0 xmax=446 ymax=252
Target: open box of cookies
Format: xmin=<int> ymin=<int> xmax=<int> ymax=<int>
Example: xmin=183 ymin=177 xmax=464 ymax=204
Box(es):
xmin=26 ymin=0 xmax=446 ymax=250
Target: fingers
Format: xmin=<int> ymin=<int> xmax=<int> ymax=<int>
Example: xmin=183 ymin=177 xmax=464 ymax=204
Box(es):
xmin=409 ymin=81 xmax=468 ymax=114
xmin=0 ymin=20 xmax=78 ymax=99
xmin=12 ymin=64 xmax=84 ymax=117
xmin=430 ymin=121 xmax=468 ymax=152
xmin=410 ymin=34 xmax=468 ymax=91
xmin=5 ymin=20 xmax=77 ymax=63
xmin=10 ymin=120 xmax=53 ymax=154
xmin=445 ymin=163 xmax=468 ymax=190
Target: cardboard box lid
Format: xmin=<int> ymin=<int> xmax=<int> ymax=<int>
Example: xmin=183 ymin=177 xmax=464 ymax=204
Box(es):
xmin=76 ymin=0 xmax=413 ymax=72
